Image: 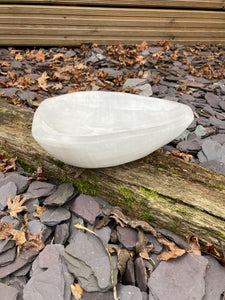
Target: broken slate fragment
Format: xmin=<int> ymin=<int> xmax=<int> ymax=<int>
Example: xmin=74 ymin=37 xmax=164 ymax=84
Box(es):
xmin=40 ymin=207 xmax=71 ymax=226
xmin=54 ymin=223 xmax=69 ymax=245
xmin=0 ymin=249 xmax=38 ymax=279
xmin=0 ymin=247 xmax=16 ymax=267
xmin=145 ymin=234 xmax=163 ymax=254
xmin=116 ymin=226 xmax=138 ymax=250
xmin=194 ymin=125 xmax=208 ymax=137
xmin=0 ymin=173 xmax=29 ymax=194
xmin=148 ymin=253 xmax=207 ymax=300
xmin=26 ymin=220 xmax=52 ymax=242
xmin=117 ymin=284 xmax=143 ymax=300
xmin=70 ymin=194 xmax=101 ymax=225
xmin=209 ymin=116 xmax=225 ymax=129
xmin=1 ymin=215 xmax=21 ymax=230
xmin=198 ymin=140 xmax=225 ymax=162
xmin=203 ymin=255 xmax=225 ymax=300
xmin=0 ymin=238 xmax=15 ymax=254
xmin=44 ymin=183 xmax=77 ymax=206
xmin=64 ymin=230 xmax=118 ymax=292
xmin=24 ymin=198 xmax=39 ymax=214
xmin=0 ymin=181 xmax=17 ymax=210
xmin=123 ymin=78 xmax=153 ymax=96
xmin=81 ymin=290 xmax=114 ymax=300
xmin=122 ymin=258 xmax=135 ymax=286
xmin=0 ymin=282 xmax=18 ymax=300
xmin=134 ymin=257 xmax=148 ymax=292
xmin=26 ymin=181 xmax=56 ymax=197
xmin=200 ymin=160 xmax=225 ymax=176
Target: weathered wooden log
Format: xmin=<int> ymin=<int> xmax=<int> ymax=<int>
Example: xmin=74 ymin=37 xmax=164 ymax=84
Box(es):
xmin=0 ymin=98 xmax=225 ymax=253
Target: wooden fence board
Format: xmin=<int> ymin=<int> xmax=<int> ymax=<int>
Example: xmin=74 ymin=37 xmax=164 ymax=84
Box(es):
xmin=0 ymin=0 xmax=224 ymax=10
xmin=0 ymin=4 xmax=224 ymax=45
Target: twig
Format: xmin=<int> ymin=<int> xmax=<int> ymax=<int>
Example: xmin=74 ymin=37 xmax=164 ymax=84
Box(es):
xmin=74 ymin=223 xmax=118 ymax=300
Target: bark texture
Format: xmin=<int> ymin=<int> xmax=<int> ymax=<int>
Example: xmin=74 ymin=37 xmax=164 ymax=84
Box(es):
xmin=0 ymin=98 xmax=225 ymax=252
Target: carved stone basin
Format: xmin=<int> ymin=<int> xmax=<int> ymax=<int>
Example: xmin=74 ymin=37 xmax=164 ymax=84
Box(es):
xmin=32 ymin=91 xmax=194 ymax=168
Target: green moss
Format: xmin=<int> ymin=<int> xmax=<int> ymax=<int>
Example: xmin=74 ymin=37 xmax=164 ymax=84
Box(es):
xmin=49 ymin=157 xmax=65 ymax=168
xmin=176 ymin=209 xmax=189 ymax=216
xmin=168 ymin=168 xmax=178 ymax=174
xmin=73 ymin=176 xmax=99 ymax=196
xmin=206 ymin=183 xmax=225 ymax=190
xmin=139 ymin=187 xmax=175 ymax=203
xmin=17 ymin=157 xmax=35 ymax=174
xmin=0 ymin=110 xmax=13 ymax=115
xmin=158 ymin=167 xmax=163 ymax=171
xmin=139 ymin=210 xmax=155 ymax=222
xmin=117 ymin=186 xmax=138 ymax=208
xmin=214 ymin=232 xmax=225 ymax=239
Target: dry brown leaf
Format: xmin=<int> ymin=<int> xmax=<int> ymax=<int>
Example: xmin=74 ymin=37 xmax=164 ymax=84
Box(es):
xmin=157 ymin=235 xmax=186 ymax=261
xmin=204 ymin=243 xmax=225 ymax=267
xmin=33 ymin=205 xmax=47 ymax=218
xmin=0 ymin=151 xmax=17 ymax=173
xmin=37 ymin=72 xmax=49 ymax=91
xmin=116 ymin=248 xmax=131 ymax=276
xmin=170 ymin=148 xmax=193 ymax=162
xmin=24 ymin=231 xmax=45 ymax=252
xmin=70 ymin=283 xmax=83 ymax=300
xmin=7 ymin=195 xmax=30 ymax=219
xmin=0 ymin=222 xmax=26 ymax=251
xmin=53 ymin=53 xmax=64 ymax=61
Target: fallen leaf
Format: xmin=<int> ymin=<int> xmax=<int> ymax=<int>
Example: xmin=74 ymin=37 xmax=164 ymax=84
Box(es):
xmin=33 ymin=204 xmax=47 ymax=218
xmin=157 ymin=235 xmax=186 ymax=261
xmin=170 ymin=148 xmax=193 ymax=162
xmin=37 ymin=72 xmax=49 ymax=91
xmin=71 ymin=283 xmax=83 ymax=300
xmin=7 ymin=195 xmax=30 ymax=219
xmin=115 ymin=248 xmax=131 ymax=276
xmin=0 ymin=222 xmax=26 ymax=251
xmin=204 ymin=243 xmax=225 ymax=267
xmin=24 ymin=231 xmax=45 ymax=252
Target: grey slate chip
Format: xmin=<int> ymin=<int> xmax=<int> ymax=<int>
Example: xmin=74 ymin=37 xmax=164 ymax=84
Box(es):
xmin=0 ymin=182 xmax=17 ymax=210
xmin=24 ymin=198 xmax=39 ymax=213
xmin=134 ymin=257 xmax=147 ymax=292
xmin=209 ymin=116 xmax=225 ymax=129
xmin=148 ymin=254 xmax=207 ymax=300
xmin=81 ymin=291 xmax=114 ymax=300
xmin=0 ymin=173 xmax=29 ymax=194
xmin=203 ymin=255 xmax=225 ymax=300
xmin=211 ymin=134 xmax=225 ymax=145
xmin=70 ymin=194 xmax=101 ymax=225
xmin=200 ymin=160 xmax=225 ymax=176
xmin=117 ymin=284 xmax=143 ymax=300
xmin=205 ymin=92 xmax=221 ymax=108
xmin=44 ymin=183 xmax=76 ymax=206
xmin=64 ymin=230 xmax=117 ymax=292
xmin=123 ymin=259 xmax=135 ymax=286
xmin=0 ymin=247 xmax=16 ymax=266
xmin=40 ymin=207 xmax=71 ymax=226
xmin=26 ymin=220 xmax=52 ymax=242
xmin=1 ymin=215 xmax=21 ymax=230
xmin=116 ymin=226 xmax=138 ymax=250
xmin=54 ymin=223 xmax=69 ymax=245
xmin=145 ymin=234 xmax=163 ymax=254
xmin=0 ymin=238 xmax=15 ymax=254
xmin=0 ymin=282 xmax=18 ymax=300
xmin=0 ymin=249 xmax=38 ymax=279
xmin=198 ymin=140 xmax=225 ymax=162
xmin=26 ymin=181 xmax=56 ymax=197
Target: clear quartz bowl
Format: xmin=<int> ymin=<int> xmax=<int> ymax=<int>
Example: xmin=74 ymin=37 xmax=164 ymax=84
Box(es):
xmin=32 ymin=91 xmax=194 ymax=168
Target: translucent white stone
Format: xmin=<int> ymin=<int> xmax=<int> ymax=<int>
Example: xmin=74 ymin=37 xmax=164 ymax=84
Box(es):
xmin=32 ymin=91 xmax=194 ymax=168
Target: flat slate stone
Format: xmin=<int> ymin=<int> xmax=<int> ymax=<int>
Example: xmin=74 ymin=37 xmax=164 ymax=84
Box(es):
xmin=0 ymin=173 xmax=29 ymax=194
xmin=117 ymin=284 xmax=143 ymax=300
xmin=0 ymin=249 xmax=38 ymax=279
xmin=0 ymin=282 xmax=18 ymax=300
xmin=70 ymin=194 xmax=101 ymax=225
xmin=200 ymin=160 xmax=225 ymax=175
xmin=194 ymin=125 xmax=208 ymax=137
xmin=54 ymin=223 xmax=69 ymax=245
xmin=44 ymin=183 xmax=76 ymax=206
xmin=203 ymin=255 xmax=225 ymax=300
xmin=94 ymin=226 xmax=111 ymax=244
xmin=116 ymin=226 xmax=138 ymax=250
xmin=0 ymin=238 xmax=15 ymax=254
xmin=210 ymin=133 xmax=225 ymax=145
xmin=23 ymin=264 xmax=65 ymax=300
xmin=0 ymin=182 xmax=17 ymax=210
xmin=64 ymin=230 xmax=117 ymax=292
xmin=0 ymin=247 xmax=16 ymax=266
xmin=134 ymin=257 xmax=148 ymax=292
xmin=25 ymin=198 xmax=39 ymax=214
xmin=1 ymin=215 xmax=21 ymax=230
xmin=145 ymin=234 xmax=163 ymax=255
xmin=26 ymin=181 xmax=56 ymax=198
xmin=81 ymin=291 xmax=114 ymax=300
xmin=209 ymin=116 xmax=225 ymax=129
xmin=205 ymin=92 xmax=221 ymax=108
xmin=148 ymin=253 xmax=207 ymax=300
xmin=40 ymin=207 xmax=71 ymax=226
xmin=123 ymin=258 xmax=135 ymax=286
xmin=198 ymin=140 xmax=224 ymax=162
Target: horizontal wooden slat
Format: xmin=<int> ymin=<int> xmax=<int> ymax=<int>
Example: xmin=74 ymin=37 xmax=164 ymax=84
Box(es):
xmin=0 ymin=5 xmax=224 ymax=19
xmin=0 ymin=15 xmax=224 ymax=29
xmin=0 ymin=35 xmax=224 ymax=46
xmin=0 ymin=0 xmax=224 ymax=10
xmin=0 ymin=4 xmax=224 ymax=45
xmin=1 ymin=25 xmax=224 ymax=38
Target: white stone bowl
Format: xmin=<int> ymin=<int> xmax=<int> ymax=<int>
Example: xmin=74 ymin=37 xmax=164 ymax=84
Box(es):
xmin=32 ymin=91 xmax=194 ymax=168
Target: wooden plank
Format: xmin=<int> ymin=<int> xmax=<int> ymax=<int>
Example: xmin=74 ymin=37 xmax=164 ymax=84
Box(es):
xmin=0 ymin=15 xmax=224 ymax=29
xmin=0 ymin=0 xmax=224 ymax=10
xmin=0 ymin=5 xmax=224 ymax=19
xmin=0 ymin=24 xmax=224 ymax=39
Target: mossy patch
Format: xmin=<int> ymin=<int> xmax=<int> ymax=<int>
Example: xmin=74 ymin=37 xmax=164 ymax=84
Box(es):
xmin=139 ymin=187 xmax=175 ymax=203
xmin=73 ymin=176 xmax=99 ymax=196
xmin=117 ymin=186 xmax=138 ymax=208
xmin=17 ymin=157 xmax=35 ymax=174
